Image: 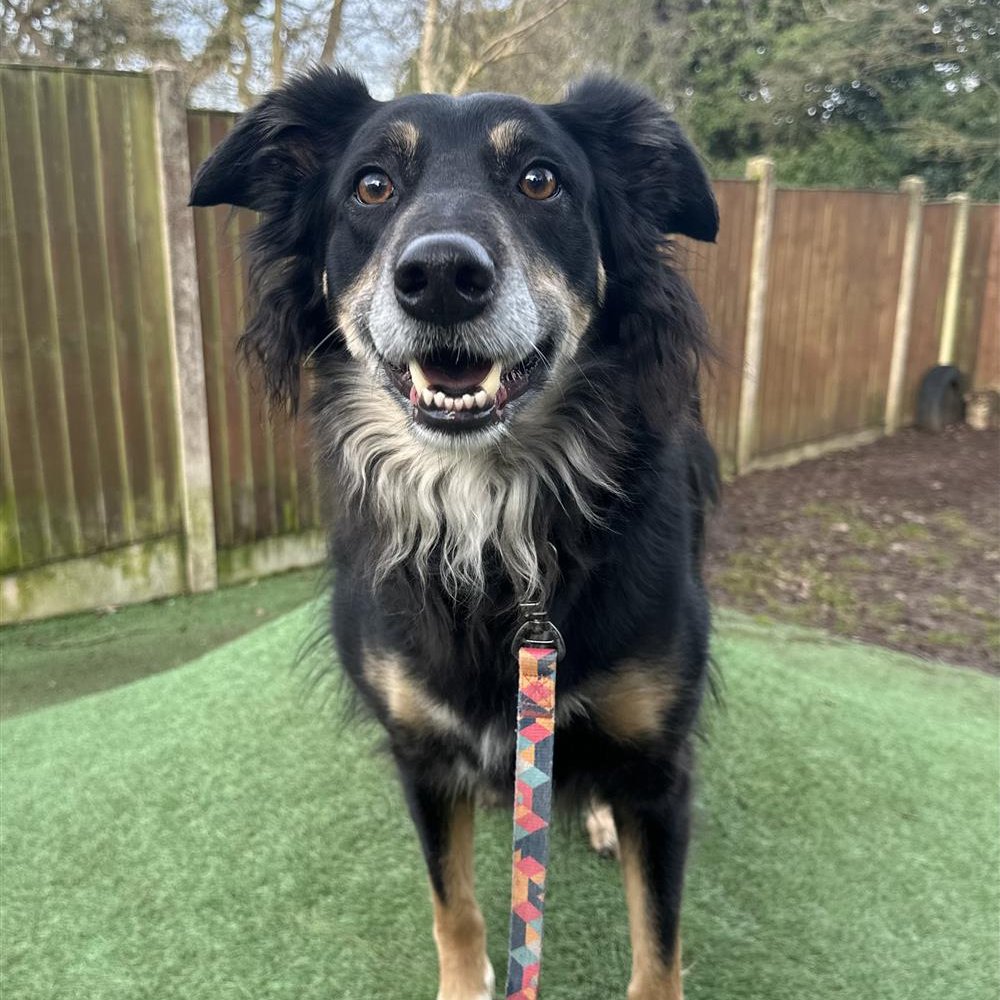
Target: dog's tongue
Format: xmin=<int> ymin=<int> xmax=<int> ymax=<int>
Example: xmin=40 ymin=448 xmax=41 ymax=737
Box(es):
xmin=421 ymin=356 xmax=493 ymax=394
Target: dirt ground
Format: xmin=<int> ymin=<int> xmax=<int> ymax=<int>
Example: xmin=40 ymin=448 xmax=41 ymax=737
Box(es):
xmin=706 ymin=426 xmax=999 ymax=672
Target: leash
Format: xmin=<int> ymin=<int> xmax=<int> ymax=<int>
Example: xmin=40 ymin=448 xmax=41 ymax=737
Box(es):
xmin=505 ymin=601 xmax=564 ymax=1000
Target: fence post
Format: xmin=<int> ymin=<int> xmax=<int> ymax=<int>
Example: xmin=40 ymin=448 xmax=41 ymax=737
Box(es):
xmin=736 ymin=156 xmax=776 ymax=474
xmin=938 ymin=191 xmax=972 ymax=367
xmin=884 ymin=176 xmax=925 ymax=434
xmin=151 ymin=67 xmax=218 ymax=593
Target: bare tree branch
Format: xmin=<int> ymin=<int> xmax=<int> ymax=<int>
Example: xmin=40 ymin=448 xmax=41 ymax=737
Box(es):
xmin=449 ymin=0 xmax=571 ymax=96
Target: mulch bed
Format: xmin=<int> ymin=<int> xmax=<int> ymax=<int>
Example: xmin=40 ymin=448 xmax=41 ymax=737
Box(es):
xmin=706 ymin=426 xmax=999 ymax=672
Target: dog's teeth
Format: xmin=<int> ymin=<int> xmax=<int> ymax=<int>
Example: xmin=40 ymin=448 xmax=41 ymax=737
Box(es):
xmin=462 ymin=393 xmax=476 ymax=409
xmin=474 ymin=389 xmax=488 ymax=408
xmin=434 ymin=391 xmax=446 ymax=408
xmin=422 ymin=388 xmax=435 ymax=407
xmin=453 ymin=396 xmax=465 ymax=412
xmin=408 ymin=360 xmax=429 ymax=392
xmin=480 ymin=361 xmax=502 ymax=398
xmin=444 ymin=396 xmax=455 ymax=411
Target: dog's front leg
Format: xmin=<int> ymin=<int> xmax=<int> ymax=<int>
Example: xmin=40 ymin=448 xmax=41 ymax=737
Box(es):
xmin=401 ymin=773 xmax=494 ymax=1000
xmin=613 ymin=766 xmax=691 ymax=1000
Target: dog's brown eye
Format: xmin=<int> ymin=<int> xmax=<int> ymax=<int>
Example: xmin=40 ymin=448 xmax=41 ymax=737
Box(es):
xmin=519 ymin=165 xmax=558 ymax=200
xmin=356 ymin=171 xmax=394 ymax=205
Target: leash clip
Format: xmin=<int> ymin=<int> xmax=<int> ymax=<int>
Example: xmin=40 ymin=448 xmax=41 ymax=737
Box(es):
xmin=510 ymin=599 xmax=565 ymax=660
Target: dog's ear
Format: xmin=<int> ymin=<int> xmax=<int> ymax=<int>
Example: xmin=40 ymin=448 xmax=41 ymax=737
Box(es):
xmin=190 ymin=67 xmax=375 ymax=410
xmin=549 ymin=78 xmax=717 ymax=425
xmin=549 ymin=76 xmax=718 ymax=250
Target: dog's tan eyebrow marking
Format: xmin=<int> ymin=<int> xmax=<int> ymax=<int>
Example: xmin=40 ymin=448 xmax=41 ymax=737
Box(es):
xmin=488 ymin=119 xmax=527 ymax=159
xmin=384 ymin=120 xmax=420 ymax=159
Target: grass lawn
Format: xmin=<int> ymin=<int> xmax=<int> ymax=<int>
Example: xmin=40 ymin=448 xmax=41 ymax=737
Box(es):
xmin=2 ymin=604 xmax=997 ymax=999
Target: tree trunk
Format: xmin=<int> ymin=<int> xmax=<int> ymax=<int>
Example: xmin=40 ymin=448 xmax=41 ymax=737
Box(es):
xmin=418 ymin=0 xmax=441 ymax=92
xmin=272 ymin=0 xmax=284 ymax=85
xmin=321 ymin=0 xmax=345 ymax=64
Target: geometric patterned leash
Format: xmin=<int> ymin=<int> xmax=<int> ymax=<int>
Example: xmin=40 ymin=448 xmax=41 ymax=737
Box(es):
xmin=504 ymin=643 xmax=559 ymax=1000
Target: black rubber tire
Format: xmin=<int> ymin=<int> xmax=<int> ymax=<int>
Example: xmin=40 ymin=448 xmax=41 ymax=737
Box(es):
xmin=916 ymin=365 xmax=965 ymax=432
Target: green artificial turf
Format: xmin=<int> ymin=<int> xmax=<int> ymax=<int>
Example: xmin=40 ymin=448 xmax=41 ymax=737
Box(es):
xmin=0 ymin=568 xmax=323 ymax=718
xmin=2 ymin=607 xmax=997 ymax=1000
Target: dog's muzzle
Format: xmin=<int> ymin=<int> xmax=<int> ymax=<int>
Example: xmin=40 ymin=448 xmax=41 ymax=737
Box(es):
xmin=374 ymin=232 xmax=549 ymax=436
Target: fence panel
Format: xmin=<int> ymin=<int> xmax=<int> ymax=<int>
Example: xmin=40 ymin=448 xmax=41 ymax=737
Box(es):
xmin=958 ymin=204 xmax=999 ymax=381
xmin=678 ymin=179 xmax=757 ymax=473
xmin=3 ymin=61 xmax=998 ymax=619
xmin=0 ymin=65 xmax=181 ymax=574
xmin=754 ymin=188 xmax=907 ymax=456
xmin=186 ymin=110 xmax=322 ymax=556
xmin=972 ymin=207 xmax=1000 ymax=390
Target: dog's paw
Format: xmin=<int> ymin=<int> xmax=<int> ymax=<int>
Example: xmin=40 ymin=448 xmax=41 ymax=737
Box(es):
xmin=436 ymin=958 xmax=495 ymax=1000
xmin=585 ymin=801 xmax=620 ymax=860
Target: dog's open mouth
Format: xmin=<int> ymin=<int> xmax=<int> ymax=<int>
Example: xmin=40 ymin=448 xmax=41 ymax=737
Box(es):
xmin=385 ymin=346 xmax=545 ymax=433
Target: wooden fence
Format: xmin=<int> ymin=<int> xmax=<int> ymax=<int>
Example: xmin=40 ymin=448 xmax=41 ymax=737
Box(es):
xmin=186 ymin=110 xmax=323 ymax=584
xmin=1 ymin=65 xmax=188 ymax=612
xmin=2 ymin=63 xmax=997 ymax=621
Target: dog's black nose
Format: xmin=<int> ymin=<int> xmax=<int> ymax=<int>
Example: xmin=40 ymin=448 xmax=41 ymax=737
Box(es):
xmin=394 ymin=233 xmax=495 ymax=324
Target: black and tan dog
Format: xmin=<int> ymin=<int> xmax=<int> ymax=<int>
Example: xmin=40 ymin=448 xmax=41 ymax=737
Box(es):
xmin=191 ymin=67 xmax=719 ymax=1000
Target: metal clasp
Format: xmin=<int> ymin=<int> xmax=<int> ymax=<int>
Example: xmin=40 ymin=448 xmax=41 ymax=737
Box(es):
xmin=510 ymin=599 xmax=566 ymax=660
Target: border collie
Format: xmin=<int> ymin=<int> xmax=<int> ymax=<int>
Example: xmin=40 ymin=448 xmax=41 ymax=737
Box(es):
xmin=191 ymin=67 xmax=719 ymax=1000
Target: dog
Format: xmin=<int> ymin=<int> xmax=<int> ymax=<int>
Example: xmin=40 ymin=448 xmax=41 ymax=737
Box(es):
xmin=191 ymin=67 xmax=719 ymax=1000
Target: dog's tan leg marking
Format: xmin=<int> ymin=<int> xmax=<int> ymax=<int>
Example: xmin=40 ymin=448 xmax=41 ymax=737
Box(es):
xmin=586 ymin=660 xmax=677 ymax=745
xmin=364 ymin=652 xmax=467 ymax=739
xmin=620 ymin=826 xmax=684 ymax=1000
xmin=585 ymin=797 xmax=620 ymax=859
xmin=432 ymin=797 xmax=495 ymax=1000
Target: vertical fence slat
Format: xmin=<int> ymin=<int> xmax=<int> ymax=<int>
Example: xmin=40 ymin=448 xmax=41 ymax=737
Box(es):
xmin=29 ymin=69 xmax=84 ymax=556
xmin=52 ymin=68 xmax=110 ymax=550
xmin=0 ymin=77 xmax=52 ymax=568
xmin=120 ymin=77 xmax=166 ymax=537
xmin=971 ymin=208 xmax=1000 ymax=390
xmin=0 ymin=369 xmax=22 ymax=570
xmin=34 ymin=70 xmax=100 ymax=556
xmin=152 ymin=69 xmax=217 ymax=592
xmin=86 ymin=72 xmax=138 ymax=544
xmin=188 ymin=112 xmax=233 ymax=550
xmin=100 ymin=77 xmax=157 ymax=541
xmin=4 ymin=70 xmax=62 ymax=562
xmin=810 ymin=198 xmax=839 ymax=443
xmin=130 ymin=75 xmax=176 ymax=538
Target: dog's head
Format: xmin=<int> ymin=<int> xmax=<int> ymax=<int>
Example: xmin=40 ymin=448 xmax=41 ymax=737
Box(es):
xmin=190 ymin=68 xmax=718 ymax=446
